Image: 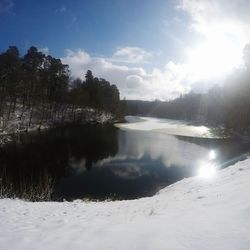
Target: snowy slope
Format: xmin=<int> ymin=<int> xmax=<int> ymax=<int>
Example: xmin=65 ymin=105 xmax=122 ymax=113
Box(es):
xmin=0 ymin=159 xmax=250 ymax=250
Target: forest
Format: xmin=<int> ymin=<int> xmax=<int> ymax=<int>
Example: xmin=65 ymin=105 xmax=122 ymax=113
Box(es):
xmin=0 ymin=46 xmax=124 ymax=135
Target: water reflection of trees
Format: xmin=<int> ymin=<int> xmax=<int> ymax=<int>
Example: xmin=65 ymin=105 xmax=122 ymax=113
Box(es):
xmin=0 ymin=125 xmax=118 ymax=201
xmin=66 ymin=125 xmax=118 ymax=170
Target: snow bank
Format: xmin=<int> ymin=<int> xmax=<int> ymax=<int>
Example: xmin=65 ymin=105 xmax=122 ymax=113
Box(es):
xmin=0 ymin=159 xmax=250 ymax=249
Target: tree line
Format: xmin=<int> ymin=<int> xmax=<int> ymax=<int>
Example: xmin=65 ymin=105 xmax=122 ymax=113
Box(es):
xmin=125 ymin=45 xmax=250 ymax=134
xmin=0 ymin=46 xmax=124 ymax=131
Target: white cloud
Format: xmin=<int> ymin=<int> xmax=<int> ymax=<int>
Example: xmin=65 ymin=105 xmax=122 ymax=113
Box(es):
xmin=0 ymin=0 xmax=14 ymax=13
xmin=62 ymin=1 xmax=250 ymax=100
xmin=126 ymin=75 xmax=143 ymax=89
xmin=38 ymin=47 xmax=49 ymax=55
xmin=112 ymin=47 xmax=152 ymax=64
xmin=61 ymin=49 xmax=190 ymax=100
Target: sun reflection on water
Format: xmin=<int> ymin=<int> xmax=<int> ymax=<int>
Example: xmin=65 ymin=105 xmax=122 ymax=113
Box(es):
xmin=198 ymin=150 xmax=217 ymax=178
xmin=209 ymin=150 xmax=216 ymax=160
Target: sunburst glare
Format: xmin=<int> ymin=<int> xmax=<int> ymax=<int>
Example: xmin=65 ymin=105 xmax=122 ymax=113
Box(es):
xmin=187 ymin=33 xmax=243 ymax=81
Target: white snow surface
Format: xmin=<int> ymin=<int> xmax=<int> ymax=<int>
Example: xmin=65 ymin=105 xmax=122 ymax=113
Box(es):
xmin=1 ymin=159 xmax=250 ymax=250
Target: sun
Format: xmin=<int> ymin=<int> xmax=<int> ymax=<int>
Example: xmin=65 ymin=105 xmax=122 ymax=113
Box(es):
xmin=187 ymin=33 xmax=244 ymax=81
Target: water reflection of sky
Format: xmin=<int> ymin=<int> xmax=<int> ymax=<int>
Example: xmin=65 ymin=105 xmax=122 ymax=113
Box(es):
xmin=98 ymin=130 xmax=209 ymax=174
xmin=71 ymin=117 xmax=247 ymax=181
xmin=62 ymin=128 xmax=218 ymax=200
xmin=69 ymin=128 xmax=214 ymax=191
xmin=61 ymin=117 xmax=250 ymax=200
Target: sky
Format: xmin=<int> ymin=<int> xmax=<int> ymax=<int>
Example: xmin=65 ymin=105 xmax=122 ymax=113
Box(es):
xmin=1 ymin=0 xmax=250 ymax=100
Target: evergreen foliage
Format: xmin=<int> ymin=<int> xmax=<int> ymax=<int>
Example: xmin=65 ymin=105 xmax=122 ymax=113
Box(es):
xmin=0 ymin=45 xmax=124 ymax=129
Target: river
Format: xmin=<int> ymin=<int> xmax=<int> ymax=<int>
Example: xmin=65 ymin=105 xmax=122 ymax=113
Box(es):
xmin=0 ymin=116 xmax=249 ymax=201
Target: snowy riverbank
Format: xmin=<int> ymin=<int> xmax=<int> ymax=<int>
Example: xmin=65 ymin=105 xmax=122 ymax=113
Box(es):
xmin=0 ymin=106 xmax=115 ymax=145
xmin=0 ymin=158 xmax=250 ymax=249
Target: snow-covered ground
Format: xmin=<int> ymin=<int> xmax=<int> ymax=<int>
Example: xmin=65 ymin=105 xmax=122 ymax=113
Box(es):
xmin=1 ymin=158 xmax=250 ymax=250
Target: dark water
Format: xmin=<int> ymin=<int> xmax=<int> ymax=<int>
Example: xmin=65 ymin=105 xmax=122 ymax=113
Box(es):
xmin=1 ymin=120 xmax=250 ymax=201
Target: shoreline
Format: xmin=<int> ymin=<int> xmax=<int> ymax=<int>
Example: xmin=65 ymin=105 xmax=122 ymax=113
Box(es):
xmin=0 ymin=109 xmax=121 ymax=146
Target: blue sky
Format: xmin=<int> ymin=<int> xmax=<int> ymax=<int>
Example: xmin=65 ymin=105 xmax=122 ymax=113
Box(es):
xmin=1 ymin=0 xmax=249 ymax=100
xmin=0 ymin=0 xmax=192 ymax=64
